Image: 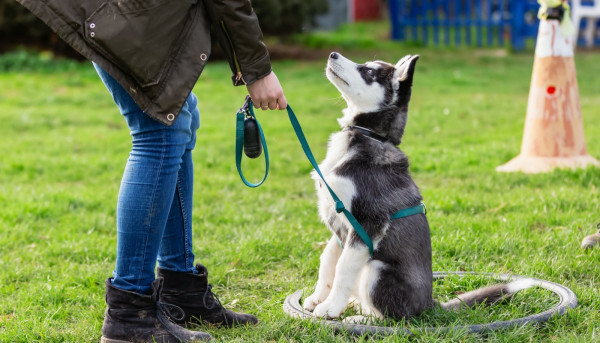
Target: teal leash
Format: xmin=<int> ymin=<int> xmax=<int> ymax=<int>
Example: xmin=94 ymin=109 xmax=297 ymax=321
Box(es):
xmin=235 ymin=99 xmax=269 ymax=187
xmin=235 ymin=99 xmax=427 ymax=256
xmin=285 ymin=104 xmax=375 ymax=255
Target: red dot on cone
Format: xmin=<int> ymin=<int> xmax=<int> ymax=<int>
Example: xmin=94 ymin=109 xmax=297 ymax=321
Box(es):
xmin=547 ymin=86 xmax=556 ymax=94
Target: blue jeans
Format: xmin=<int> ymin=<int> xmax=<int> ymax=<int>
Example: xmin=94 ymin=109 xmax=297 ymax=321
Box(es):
xmin=94 ymin=64 xmax=200 ymax=294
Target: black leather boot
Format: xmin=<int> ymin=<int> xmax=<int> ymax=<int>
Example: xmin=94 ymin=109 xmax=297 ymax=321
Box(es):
xmin=157 ymin=264 xmax=259 ymax=327
xmin=100 ymin=277 xmax=213 ymax=343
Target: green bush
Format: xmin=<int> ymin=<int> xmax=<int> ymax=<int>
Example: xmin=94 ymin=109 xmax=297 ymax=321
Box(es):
xmin=0 ymin=0 xmax=48 ymax=38
xmin=251 ymin=0 xmax=328 ymax=36
xmin=0 ymin=0 xmax=80 ymax=58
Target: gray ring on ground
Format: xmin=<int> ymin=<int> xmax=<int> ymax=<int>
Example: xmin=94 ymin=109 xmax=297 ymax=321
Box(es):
xmin=283 ymin=271 xmax=578 ymax=335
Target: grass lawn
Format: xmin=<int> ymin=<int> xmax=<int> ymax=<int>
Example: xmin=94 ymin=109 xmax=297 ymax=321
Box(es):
xmin=1 ymin=38 xmax=600 ymax=342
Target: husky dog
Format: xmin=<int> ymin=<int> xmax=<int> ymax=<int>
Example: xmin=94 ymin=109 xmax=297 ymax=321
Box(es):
xmin=303 ymin=52 xmax=535 ymax=321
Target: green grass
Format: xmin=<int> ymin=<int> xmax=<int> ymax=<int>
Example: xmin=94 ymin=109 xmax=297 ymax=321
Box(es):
xmin=1 ymin=41 xmax=600 ymax=343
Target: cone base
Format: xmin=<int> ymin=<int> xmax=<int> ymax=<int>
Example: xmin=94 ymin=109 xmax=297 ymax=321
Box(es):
xmin=496 ymin=155 xmax=600 ymax=174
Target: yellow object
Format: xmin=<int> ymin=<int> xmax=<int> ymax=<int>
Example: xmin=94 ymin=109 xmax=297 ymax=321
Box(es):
xmin=537 ymin=0 xmax=575 ymax=37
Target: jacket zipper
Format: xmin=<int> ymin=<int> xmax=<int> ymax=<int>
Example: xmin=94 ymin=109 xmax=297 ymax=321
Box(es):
xmin=220 ymin=20 xmax=246 ymax=86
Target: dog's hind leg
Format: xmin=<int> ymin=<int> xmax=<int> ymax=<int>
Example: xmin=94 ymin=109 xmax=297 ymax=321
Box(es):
xmin=347 ymin=276 xmax=363 ymax=313
xmin=303 ymin=237 xmax=342 ymax=311
xmin=313 ymin=244 xmax=370 ymax=319
xmin=356 ymin=259 xmax=385 ymax=318
xmin=343 ymin=260 xmax=385 ymax=325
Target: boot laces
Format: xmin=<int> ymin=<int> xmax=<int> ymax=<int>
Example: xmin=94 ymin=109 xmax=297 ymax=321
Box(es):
xmin=202 ymin=284 xmax=220 ymax=310
xmin=151 ymin=279 xmax=186 ymax=321
xmin=202 ymin=284 xmax=229 ymax=326
xmin=157 ymin=301 xmax=186 ymax=322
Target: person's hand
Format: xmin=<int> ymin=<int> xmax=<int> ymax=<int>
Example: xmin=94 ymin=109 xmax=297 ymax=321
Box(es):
xmin=246 ymin=71 xmax=287 ymax=111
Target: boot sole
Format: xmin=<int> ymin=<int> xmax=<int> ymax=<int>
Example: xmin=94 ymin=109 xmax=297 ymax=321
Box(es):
xmin=101 ymin=335 xmax=212 ymax=343
xmin=101 ymin=337 xmax=130 ymax=343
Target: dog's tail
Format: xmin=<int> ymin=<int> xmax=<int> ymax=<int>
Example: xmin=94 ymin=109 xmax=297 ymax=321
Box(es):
xmin=440 ymin=278 xmax=539 ymax=311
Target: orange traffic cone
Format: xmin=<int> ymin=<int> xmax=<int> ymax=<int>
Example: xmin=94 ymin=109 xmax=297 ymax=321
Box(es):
xmin=497 ymin=18 xmax=599 ymax=173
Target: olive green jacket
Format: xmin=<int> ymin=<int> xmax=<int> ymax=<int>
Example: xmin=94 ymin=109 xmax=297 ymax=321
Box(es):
xmin=16 ymin=0 xmax=272 ymax=125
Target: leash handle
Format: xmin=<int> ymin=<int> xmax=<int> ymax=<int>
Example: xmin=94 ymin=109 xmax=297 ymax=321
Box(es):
xmin=235 ymin=98 xmax=269 ymax=188
xmin=285 ymin=104 xmax=375 ymax=256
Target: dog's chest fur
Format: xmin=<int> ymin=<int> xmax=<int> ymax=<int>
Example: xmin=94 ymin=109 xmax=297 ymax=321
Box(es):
xmin=313 ymin=131 xmax=355 ymax=244
xmin=313 ymin=128 xmax=417 ymax=250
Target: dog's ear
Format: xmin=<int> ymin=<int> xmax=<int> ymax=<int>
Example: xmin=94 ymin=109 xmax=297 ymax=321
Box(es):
xmin=394 ymin=55 xmax=419 ymax=82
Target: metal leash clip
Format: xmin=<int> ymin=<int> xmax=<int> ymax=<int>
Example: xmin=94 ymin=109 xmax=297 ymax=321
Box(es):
xmin=239 ymin=95 xmax=252 ymax=117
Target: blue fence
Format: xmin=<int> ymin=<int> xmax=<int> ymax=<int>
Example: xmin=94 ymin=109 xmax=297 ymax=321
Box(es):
xmin=388 ymin=0 xmax=542 ymax=50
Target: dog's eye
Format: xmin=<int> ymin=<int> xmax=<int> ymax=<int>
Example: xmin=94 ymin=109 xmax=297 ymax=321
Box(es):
xmin=367 ymin=69 xmax=375 ymax=77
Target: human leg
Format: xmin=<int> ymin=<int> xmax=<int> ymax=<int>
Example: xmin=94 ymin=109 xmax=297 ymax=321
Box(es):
xmin=95 ymin=64 xmax=200 ymax=293
xmin=157 ymin=112 xmax=198 ymax=272
xmin=95 ymin=65 xmax=211 ymax=342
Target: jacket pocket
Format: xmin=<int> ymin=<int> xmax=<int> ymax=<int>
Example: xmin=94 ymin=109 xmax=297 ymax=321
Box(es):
xmin=84 ymin=0 xmax=196 ymax=88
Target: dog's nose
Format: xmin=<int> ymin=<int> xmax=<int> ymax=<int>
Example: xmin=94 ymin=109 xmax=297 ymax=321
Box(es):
xmin=330 ymin=52 xmax=338 ymax=60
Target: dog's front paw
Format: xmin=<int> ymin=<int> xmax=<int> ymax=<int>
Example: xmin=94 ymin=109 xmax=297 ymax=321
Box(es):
xmin=312 ymin=299 xmax=346 ymax=319
xmin=303 ymin=293 xmax=324 ymax=312
xmin=347 ymin=296 xmax=361 ymax=312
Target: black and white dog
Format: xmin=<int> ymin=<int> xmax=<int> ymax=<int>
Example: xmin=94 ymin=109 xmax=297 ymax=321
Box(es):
xmin=303 ymin=52 xmax=535 ymax=321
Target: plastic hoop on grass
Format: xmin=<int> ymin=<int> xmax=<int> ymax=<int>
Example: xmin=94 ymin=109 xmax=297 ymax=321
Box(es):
xmin=283 ymin=272 xmax=578 ymax=336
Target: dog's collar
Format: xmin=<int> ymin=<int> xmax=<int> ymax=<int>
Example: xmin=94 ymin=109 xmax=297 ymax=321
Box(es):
xmin=344 ymin=125 xmax=388 ymax=143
